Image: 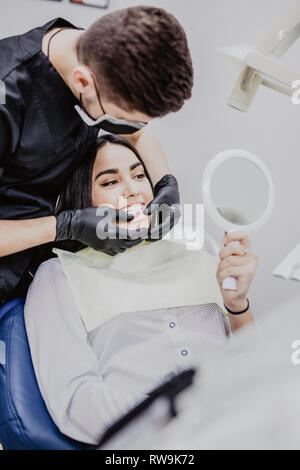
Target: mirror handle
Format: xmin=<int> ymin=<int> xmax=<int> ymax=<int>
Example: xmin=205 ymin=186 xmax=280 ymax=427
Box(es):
xmin=222 ymin=240 xmax=240 ymax=290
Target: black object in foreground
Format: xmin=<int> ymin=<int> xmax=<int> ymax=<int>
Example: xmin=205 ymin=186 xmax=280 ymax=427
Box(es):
xmin=96 ymin=368 xmax=196 ymax=449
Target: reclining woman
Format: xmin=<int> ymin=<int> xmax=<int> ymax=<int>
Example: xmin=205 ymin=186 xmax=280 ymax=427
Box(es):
xmin=24 ymin=134 xmax=258 ymax=445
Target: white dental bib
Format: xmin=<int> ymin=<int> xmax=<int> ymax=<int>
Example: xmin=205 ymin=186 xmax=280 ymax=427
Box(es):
xmin=53 ymin=240 xmax=227 ymax=333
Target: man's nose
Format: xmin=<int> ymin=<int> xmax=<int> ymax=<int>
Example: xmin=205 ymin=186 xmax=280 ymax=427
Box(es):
xmin=123 ymin=179 xmax=138 ymax=198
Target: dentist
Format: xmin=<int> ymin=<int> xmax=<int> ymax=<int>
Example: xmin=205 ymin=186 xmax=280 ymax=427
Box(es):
xmin=0 ymin=7 xmax=193 ymax=303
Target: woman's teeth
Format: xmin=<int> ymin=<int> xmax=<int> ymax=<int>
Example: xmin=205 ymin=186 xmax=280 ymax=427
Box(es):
xmin=125 ymin=204 xmax=144 ymax=218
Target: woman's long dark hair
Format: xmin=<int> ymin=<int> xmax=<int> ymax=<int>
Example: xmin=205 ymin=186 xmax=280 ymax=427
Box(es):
xmin=54 ymin=134 xmax=154 ymax=252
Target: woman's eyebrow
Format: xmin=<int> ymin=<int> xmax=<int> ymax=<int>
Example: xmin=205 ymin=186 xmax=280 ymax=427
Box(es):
xmin=130 ymin=162 xmax=143 ymax=171
xmin=94 ymin=168 xmax=118 ymax=180
xmin=95 ymin=162 xmax=143 ymax=181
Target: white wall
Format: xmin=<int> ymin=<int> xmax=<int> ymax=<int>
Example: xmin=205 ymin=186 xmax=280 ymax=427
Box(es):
xmin=1 ymin=0 xmax=300 ymax=318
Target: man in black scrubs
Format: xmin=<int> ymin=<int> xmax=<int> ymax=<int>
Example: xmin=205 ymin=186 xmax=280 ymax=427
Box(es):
xmin=0 ymin=7 xmax=194 ymax=303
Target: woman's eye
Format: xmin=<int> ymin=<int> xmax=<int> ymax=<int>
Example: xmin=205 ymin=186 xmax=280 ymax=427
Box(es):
xmin=134 ymin=173 xmax=146 ymax=180
xmin=101 ymin=180 xmax=118 ymax=187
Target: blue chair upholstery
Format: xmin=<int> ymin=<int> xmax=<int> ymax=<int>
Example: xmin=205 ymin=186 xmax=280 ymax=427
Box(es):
xmin=0 ymin=298 xmax=90 ymax=450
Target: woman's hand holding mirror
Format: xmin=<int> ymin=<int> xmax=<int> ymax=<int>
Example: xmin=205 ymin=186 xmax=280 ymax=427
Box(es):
xmin=217 ymin=231 xmax=259 ymax=309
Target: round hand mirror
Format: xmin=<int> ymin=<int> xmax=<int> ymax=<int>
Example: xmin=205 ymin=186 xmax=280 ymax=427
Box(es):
xmin=201 ymin=149 xmax=275 ymax=290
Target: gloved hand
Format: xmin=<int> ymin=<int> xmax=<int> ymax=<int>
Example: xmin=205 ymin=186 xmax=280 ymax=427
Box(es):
xmin=143 ymin=174 xmax=181 ymax=242
xmin=55 ymin=206 xmax=148 ymax=256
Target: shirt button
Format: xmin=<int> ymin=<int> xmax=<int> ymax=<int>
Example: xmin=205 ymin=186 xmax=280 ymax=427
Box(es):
xmin=169 ymin=322 xmax=176 ymax=328
xmin=181 ymin=349 xmax=188 ymax=356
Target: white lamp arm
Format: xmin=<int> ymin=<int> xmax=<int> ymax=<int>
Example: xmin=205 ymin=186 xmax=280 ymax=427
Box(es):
xmin=218 ymin=4 xmax=300 ymax=111
xmin=254 ymin=4 xmax=300 ymax=57
xmin=246 ymin=51 xmax=300 ymax=87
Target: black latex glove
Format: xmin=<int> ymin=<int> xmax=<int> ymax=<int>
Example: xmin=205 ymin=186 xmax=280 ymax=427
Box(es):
xmin=143 ymin=174 xmax=181 ymax=242
xmin=55 ymin=206 xmax=148 ymax=256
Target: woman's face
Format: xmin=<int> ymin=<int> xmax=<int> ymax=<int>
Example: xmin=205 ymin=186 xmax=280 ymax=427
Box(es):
xmin=91 ymin=142 xmax=153 ymax=230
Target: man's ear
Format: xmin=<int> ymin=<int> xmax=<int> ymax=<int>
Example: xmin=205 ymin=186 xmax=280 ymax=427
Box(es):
xmin=72 ymin=65 xmax=94 ymax=94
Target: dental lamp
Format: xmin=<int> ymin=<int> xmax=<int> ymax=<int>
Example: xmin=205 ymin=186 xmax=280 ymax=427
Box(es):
xmin=218 ymin=4 xmax=300 ymax=282
xmin=218 ymin=3 xmax=300 ymax=111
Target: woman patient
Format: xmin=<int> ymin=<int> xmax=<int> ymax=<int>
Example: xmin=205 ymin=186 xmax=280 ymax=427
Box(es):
xmin=24 ymin=134 xmax=258 ymax=445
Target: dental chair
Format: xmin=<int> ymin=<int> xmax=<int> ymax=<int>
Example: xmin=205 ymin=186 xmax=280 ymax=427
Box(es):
xmin=0 ymin=297 xmax=152 ymax=451
xmin=0 ymin=298 xmax=90 ymax=450
xmin=0 ymin=298 xmax=195 ymax=450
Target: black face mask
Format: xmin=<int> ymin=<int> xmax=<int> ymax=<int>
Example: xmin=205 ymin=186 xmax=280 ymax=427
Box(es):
xmin=74 ymin=88 xmax=148 ymax=135
xmin=74 ymin=102 xmax=147 ymax=134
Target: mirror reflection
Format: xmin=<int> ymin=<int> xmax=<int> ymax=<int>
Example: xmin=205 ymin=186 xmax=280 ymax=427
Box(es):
xmin=210 ymin=158 xmax=269 ymax=226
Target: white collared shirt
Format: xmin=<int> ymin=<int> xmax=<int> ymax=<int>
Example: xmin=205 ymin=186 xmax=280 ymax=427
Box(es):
xmin=24 ymin=258 xmax=231 ymax=445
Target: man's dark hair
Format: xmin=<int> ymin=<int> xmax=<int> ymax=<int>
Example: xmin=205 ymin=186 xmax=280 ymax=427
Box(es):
xmin=77 ymin=6 xmax=194 ymax=117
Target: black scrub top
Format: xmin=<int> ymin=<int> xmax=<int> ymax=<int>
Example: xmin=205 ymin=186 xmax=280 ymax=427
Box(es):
xmin=0 ymin=18 xmax=99 ymax=303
